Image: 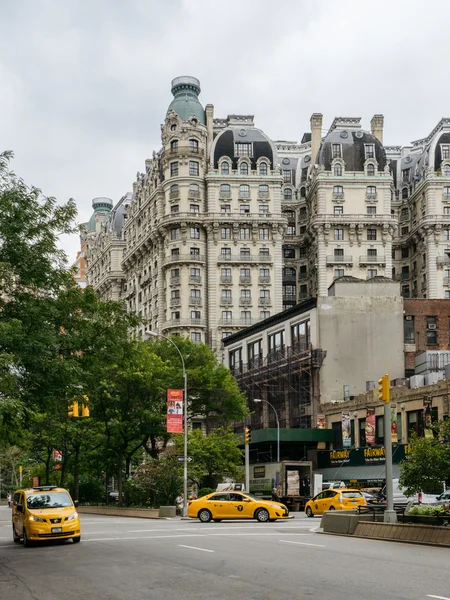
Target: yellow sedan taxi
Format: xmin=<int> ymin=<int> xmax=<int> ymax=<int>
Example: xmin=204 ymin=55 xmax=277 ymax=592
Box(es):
xmin=188 ymin=491 xmax=290 ymax=523
xmin=305 ymin=488 xmax=366 ymax=517
xmin=12 ymin=486 xmax=81 ymax=546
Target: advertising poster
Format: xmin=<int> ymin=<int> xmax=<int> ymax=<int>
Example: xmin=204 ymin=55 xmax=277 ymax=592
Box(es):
xmin=342 ymin=411 xmax=351 ymax=448
xmin=316 ymin=414 xmax=325 ymax=429
xmin=167 ymin=389 xmax=183 ymax=433
xmin=365 ymin=409 xmax=376 ymax=445
xmin=391 ymin=405 xmax=398 ymax=443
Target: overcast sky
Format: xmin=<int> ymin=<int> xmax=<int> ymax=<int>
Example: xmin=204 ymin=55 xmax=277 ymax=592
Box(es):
xmin=1 ymin=0 xmax=449 ymax=262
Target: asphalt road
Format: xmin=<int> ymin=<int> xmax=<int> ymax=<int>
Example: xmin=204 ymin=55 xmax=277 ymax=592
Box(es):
xmin=0 ymin=506 xmax=448 ymax=600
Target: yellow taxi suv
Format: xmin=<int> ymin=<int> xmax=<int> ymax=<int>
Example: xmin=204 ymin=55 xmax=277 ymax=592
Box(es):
xmin=12 ymin=486 xmax=81 ymax=547
xmin=304 ymin=488 xmax=366 ymax=517
xmin=188 ymin=491 xmax=290 ymax=523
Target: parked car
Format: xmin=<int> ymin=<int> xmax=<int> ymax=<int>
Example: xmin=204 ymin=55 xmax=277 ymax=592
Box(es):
xmin=108 ymin=491 xmax=119 ymax=502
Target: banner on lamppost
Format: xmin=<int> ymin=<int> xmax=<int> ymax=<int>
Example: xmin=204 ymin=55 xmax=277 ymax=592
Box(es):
xmin=391 ymin=404 xmax=398 ymax=443
xmin=167 ymin=389 xmax=183 ymax=433
xmin=342 ymin=412 xmax=351 ymax=448
xmin=366 ymin=409 xmax=376 ymax=445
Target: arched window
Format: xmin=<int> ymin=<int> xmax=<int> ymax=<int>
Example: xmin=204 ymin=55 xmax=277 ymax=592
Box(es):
xmin=367 ymin=164 xmax=375 ymax=176
xmin=221 ymin=161 xmax=229 ymax=175
xmin=170 ymin=184 xmax=179 ymax=197
xmin=402 ymin=187 xmax=409 ymax=200
xmin=284 ymin=210 xmax=295 ymax=221
xmin=300 ymin=187 xmax=306 ymax=198
xmin=259 ymin=162 xmax=268 ymax=175
xmin=240 ymin=162 xmax=249 ymax=175
xmin=333 ymin=164 xmax=342 ymax=176
xmin=170 ymin=139 xmax=178 ymax=151
xmin=284 ymin=188 xmax=293 ymax=200
xmin=444 ymin=164 xmax=450 ymax=177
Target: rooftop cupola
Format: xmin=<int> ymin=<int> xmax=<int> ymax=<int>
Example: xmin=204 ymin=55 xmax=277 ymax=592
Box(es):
xmin=167 ymin=76 xmax=205 ymax=125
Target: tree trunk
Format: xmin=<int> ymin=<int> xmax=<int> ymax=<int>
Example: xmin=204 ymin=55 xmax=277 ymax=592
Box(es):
xmin=117 ymin=461 xmax=123 ymax=506
xmin=73 ymin=444 xmax=80 ymax=501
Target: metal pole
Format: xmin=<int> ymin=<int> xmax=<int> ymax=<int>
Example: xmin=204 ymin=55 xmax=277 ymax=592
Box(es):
xmin=183 ymin=370 xmax=188 ymax=517
xmin=245 ymin=443 xmax=250 ymax=492
xmin=146 ymin=330 xmax=188 ymax=518
xmin=384 ymin=401 xmax=397 ymax=523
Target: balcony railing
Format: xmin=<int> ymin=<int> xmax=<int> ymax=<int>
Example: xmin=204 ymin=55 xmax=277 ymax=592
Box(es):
xmin=218 ymin=254 xmax=272 ymax=263
xmin=219 ymin=318 xmax=254 ymax=327
xmin=239 ymin=297 xmax=252 ymax=306
xmin=283 ymin=294 xmax=296 ymax=302
xmin=219 ymin=190 xmax=232 ymax=199
xmin=326 ymin=255 xmax=353 ymax=264
xmin=239 ymin=276 xmax=251 ymax=284
xmin=258 ymin=192 xmax=270 ymax=200
xmin=169 ymin=191 xmax=180 ymax=199
xmin=189 ymin=297 xmax=202 ymax=306
xmin=283 ymin=274 xmax=296 ymax=283
xmin=366 ymin=193 xmax=377 ymax=200
xmin=332 ymin=192 xmax=344 ymax=200
xmin=189 ymin=275 xmax=201 ymax=284
xmin=163 ymin=254 xmax=206 ymax=266
xmin=161 ymin=318 xmax=207 ymax=329
xmin=220 ymin=276 xmax=232 ymax=284
xmin=259 ymin=297 xmax=271 ymax=306
xmin=188 ymin=190 xmax=201 ymax=199
xmin=170 ymin=298 xmax=181 ymax=307
xmin=259 ymin=276 xmax=271 ymax=284
xmin=170 ymin=276 xmax=180 ymax=285
xmin=220 ymin=298 xmax=233 ymax=305
xmin=359 ymin=255 xmax=386 ymax=264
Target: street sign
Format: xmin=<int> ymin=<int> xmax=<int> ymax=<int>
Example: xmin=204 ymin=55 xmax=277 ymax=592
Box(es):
xmin=177 ymin=456 xmax=194 ymax=463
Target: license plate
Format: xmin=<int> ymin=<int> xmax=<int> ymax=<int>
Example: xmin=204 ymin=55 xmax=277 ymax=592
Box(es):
xmin=52 ymin=527 xmax=62 ymax=533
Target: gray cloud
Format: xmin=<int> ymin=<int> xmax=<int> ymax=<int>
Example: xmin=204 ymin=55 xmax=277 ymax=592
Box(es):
xmin=1 ymin=0 xmax=449 ymax=261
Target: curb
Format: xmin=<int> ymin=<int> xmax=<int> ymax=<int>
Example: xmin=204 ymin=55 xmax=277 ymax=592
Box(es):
xmin=317 ymin=530 xmax=450 ymax=549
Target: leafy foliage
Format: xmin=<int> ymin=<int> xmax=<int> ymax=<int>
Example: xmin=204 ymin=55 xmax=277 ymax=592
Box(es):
xmin=399 ymin=420 xmax=450 ymax=495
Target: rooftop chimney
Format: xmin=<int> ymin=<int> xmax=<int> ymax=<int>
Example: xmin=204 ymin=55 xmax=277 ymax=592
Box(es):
xmin=370 ymin=114 xmax=384 ymax=144
xmin=310 ymin=113 xmax=323 ymax=166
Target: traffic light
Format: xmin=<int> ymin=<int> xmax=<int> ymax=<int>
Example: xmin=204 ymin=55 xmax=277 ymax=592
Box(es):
xmin=81 ymin=401 xmax=90 ymax=418
xmin=377 ymin=374 xmax=390 ymax=404
xmin=244 ymin=427 xmax=251 ymax=445
xmin=68 ymin=402 xmax=79 ymax=418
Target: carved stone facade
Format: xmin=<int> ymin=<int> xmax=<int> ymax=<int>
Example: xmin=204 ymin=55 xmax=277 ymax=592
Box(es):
xmin=82 ymin=77 xmax=450 ymax=352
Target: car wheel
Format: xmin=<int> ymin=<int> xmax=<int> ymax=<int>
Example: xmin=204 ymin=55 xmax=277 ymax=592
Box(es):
xmin=72 ymin=536 xmax=81 ymax=544
xmin=198 ymin=509 xmax=212 ymax=523
xmin=213 ymin=519 xmax=222 ymax=523
xmin=12 ymin=525 xmax=20 ymax=543
xmin=306 ymin=506 xmax=314 ymax=518
xmin=329 ymin=506 xmax=335 ymax=510
xmin=23 ymin=527 xmax=31 ymax=548
xmin=255 ymin=508 xmax=270 ymax=523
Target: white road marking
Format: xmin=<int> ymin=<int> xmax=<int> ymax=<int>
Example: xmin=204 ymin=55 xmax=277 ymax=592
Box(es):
xmin=279 ymin=539 xmax=325 ymax=548
xmin=126 ymin=524 xmax=310 ymax=533
xmin=427 ymin=596 xmax=450 ymax=600
xmin=179 ymin=544 xmax=214 ymax=553
xmin=85 ymin=532 xmax=310 ymax=542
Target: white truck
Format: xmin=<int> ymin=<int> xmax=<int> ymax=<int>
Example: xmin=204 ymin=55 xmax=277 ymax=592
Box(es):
xmin=249 ymin=461 xmax=313 ymax=511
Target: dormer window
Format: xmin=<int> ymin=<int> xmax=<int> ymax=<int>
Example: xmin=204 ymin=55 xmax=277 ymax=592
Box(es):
xmin=259 ymin=162 xmax=268 ymax=175
xmin=235 ymin=143 xmax=252 ymax=157
xmin=366 ymin=164 xmax=375 ymax=176
xmin=333 ymin=164 xmax=342 ymax=176
xmin=365 ymin=144 xmax=375 ymax=159
xmin=170 ymin=140 xmax=178 ymax=151
xmin=332 ymin=144 xmax=342 ymax=159
xmin=443 ymin=164 xmax=450 ymax=177
xmin=442 ymin=145 xmax=450 ymax=160
xmin=240 ymin=162 xmax=249 ymax=175
xmin=221 ymin=161 xmax=230 ymax=175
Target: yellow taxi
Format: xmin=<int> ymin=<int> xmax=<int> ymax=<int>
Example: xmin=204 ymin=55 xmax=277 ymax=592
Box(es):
xmin=12 ymin=486 xmax=81 ymax=546
xmin=188 ymin=491 xmax=290 ymax=523
xmin=304 ymin=488 xmax=366 ymax=517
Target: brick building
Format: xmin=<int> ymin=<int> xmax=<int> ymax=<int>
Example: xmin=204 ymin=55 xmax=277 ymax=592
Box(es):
xmin=403 ymin=299 xmax=450 ymax=375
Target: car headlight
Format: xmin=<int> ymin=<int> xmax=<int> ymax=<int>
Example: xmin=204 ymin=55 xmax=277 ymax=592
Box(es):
xmin=29 ymin=515 xmax=46 ymax=522
xmin=67 ymin=512 xmax=79 ymax=521
xmin=270 ymin=504 xmax=282 ymax=509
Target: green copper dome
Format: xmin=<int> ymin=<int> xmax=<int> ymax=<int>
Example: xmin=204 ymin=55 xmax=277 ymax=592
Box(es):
xmin=87 ymin=197 xmax=113 ymax=232
xmin=167 ymin=76 xmax=205 ymax=124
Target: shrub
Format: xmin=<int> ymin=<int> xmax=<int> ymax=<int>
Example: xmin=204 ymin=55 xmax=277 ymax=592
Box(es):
xmin=198 ymin=487 xmax=215 ymax=498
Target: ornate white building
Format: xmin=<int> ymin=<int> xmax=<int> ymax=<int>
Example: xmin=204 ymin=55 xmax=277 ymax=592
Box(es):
xmin=83 ymin=76 xmax=450 ymax=351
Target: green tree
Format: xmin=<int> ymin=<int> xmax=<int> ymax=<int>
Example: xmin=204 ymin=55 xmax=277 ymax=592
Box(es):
xmin=176 ymin=428 xmax=244 ymax=489
xmin=399 ymin=420 xmax=450 ymax=495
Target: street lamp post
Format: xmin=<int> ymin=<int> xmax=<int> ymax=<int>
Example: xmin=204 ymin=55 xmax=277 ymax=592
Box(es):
xmin=254 ymin=398 xmax=280 ymax=462
xmin=146 ymin=331 xmax=188 ymax=517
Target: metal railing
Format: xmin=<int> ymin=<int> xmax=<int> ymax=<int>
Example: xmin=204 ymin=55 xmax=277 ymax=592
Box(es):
xmin=359 ymin=255 xmax=386 ymax=264
xmin=326 ymin=255 xmax=353 ymax=264
xmin=218 ymin=254 xmax=272 ymax=263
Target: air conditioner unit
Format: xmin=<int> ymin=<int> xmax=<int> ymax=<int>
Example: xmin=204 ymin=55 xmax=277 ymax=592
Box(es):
xmin=428 ymin=324 xmax=437 ymax=330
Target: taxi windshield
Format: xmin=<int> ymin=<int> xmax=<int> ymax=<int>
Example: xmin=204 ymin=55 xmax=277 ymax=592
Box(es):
xmin=26 ymin=491 xmax=73 ymax=509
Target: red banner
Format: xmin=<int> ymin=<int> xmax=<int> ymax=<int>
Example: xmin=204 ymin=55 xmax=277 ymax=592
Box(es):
xmin=366 ymin=409 xmax=375 ymax=445
xmin=167 ymin=389 xmax=183 ymax=433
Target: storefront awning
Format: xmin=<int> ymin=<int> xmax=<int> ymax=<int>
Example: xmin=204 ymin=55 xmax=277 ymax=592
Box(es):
xmin=317 ymin=464 xmax=400 ymax=483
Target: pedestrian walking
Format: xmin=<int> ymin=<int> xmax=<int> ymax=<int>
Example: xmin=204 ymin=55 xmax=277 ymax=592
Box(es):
xmin=175 ymin=493 xmax=184 ymax=515
xmin=7 ymin=493 xmax=11 ymax=508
